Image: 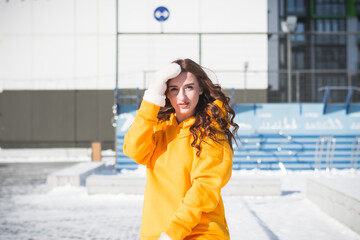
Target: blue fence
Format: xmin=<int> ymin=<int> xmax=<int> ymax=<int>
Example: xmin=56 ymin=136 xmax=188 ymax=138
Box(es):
xmin=116 ymin=103 xmax=360 ymax=171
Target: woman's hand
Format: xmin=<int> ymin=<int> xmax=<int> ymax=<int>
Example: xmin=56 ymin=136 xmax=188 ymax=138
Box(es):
xmin=158 ymin=232 xmax=172 ymax=240
xmin=143 ymin=63 xmax=181 ymax=107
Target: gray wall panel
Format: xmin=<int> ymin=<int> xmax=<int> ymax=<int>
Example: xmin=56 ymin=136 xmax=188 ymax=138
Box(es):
xmin=0 ymin=93 xmax=2 ymax=142
xmin=1 ymin=91 xmax=32 ymax=141
xmin=32 ymin=91 xmax=75 ymax=141
xmin=76 ymin=91 xmax=99 ymax=141
xmin=0 ymin=90 xmax=115 ymax=149
xmin=0 ymin=88 xmax=261 ymax=149
xmin=99 ymin=91 xmax=115 ymax=142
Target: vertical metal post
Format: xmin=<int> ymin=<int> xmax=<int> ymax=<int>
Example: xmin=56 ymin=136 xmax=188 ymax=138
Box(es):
xmin=296 ymin=71 xmax=300 ymax=102
xmin=114 ymin=0 xmax=119 ymax=168
xmin=345 ymin=86 xmax=354 ymax=114
xmin=198 ymin=33 xmax=202 ymax=65
xmin=116 ymin=0 xmax=119 ymax=90
xmin=230 ymin=88 xmax=235 ymax=106
xmin=315 ymin=137 xmax=323 ymax=172
xmin=143 ymin=71 xmax=147 ymax=90
xmin=348 ymin=71 xmax=352 ymax=86
xmin=324 ymin=136 xmax=335 ymax=172
xmin=244 ymin=70 xmax=247 ymax=103
xmin=322 ymin=86 xmax=330 ymax=114
xmin=287 ymin=32 xmax=292 ymax=103
xmin=244 ymin=62 xmax=249 ymax=103
xmin=351 ymin=137 xmax=360 ymax=170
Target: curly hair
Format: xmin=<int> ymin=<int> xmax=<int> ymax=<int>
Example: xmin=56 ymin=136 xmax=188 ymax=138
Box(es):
xmin=157 ymin=58 xmax=239 ymax=156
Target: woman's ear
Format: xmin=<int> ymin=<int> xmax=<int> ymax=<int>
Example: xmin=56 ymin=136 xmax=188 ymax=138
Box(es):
xmin=199 ymin=87 xmax=203 ymax=95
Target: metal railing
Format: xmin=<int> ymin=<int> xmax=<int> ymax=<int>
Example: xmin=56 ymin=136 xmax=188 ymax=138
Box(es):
xmin=139 ymin=69 xmax=360 ymax=103
xmin=351 ymin=137 xmax=360 ymax=171
xmin=315 ymin=136 xmax=336 ymax=172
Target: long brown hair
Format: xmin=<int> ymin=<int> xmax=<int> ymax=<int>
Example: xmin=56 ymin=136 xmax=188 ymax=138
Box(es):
xmin=158 ymin=58 xmax=239 ymax=156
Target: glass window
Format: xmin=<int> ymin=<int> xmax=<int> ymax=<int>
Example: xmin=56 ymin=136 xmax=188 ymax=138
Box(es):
xmin=314 ymin=0 xmax=347 ymax=17
xmin=339 ymin=50 xmax=346 ymax=68
xmin=314 ymin=18 xmax=347 ymax=45
xmin=331 ymin=2 xmax=338 ymax=16
xmin=297 ymin=52 xmax=305 ymax=69
xmin=323 ymin=0 xmax=330 ymax=15
xmin=316 ymin=19 xmax=323 ymax=31
xmin=315 ymin=19 xmax=324 ymax=44
xmin=333 ymin=50 xmax=339 ymax=69
xmin=280 ymin=42 xmax=286 ymax=67
xmin=338 ymin=0 xmax=346 ymax=15
xmin=297 ymin=22 xmax=305 ymax=41
xmin=292 ymin=51 xmax=305 ymax=69
xmin=315 ymin=0 xmax=322 ymax=15
xmin=339 ymin=19 xmax=346 ymax=44
xmin=286 ymin=0 xmax=306 ymax=15
xmin=280 ymin=0 xmax=285 ymax=17
xmin=292 ymin=22 xmax=305 ymax=42
xmin=339 ymin=19 xmax=346 ymax=30
xmin=314 ymin=48 xmax=346 ymax=69
xmin=331 ymin=19 xmax=338 ymax=32
xmin=297 ymin=0 xmax=305 ymax=11
xmin=287 ymin=0 xmax=295 ymax=13
xmin=296 ymin=0 xmax=306 ymax=16
xmin=358 ymin=19 xmax=360 ymax=42
xmin=325 ymin=19 xmax=331 ymax=32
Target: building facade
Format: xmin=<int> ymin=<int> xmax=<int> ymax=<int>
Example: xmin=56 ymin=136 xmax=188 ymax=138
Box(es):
xmin=0 ymin=0 xmax=359 ymax=148
xmin=268 ymin=0 xmax=360 ymax=103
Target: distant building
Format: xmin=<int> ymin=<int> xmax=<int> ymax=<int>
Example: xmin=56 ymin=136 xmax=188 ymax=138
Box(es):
xmin=268 ymin=0 xmax=360 ymax=103
xmin=0 ymin=0 xmax=359 ymax=148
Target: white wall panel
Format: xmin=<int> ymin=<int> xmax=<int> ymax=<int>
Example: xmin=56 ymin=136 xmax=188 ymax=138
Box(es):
xmin=201 ymin=34 xmax=268 ymax=89
xmin=0 ymin=36 xmax=32 ymax=80
xmin=166 ymin=0 xmax=201 ymax=32
xmin=118 ymin=0 xmax=266 ymax=33
xmin=76 ymin=0 xmax=98 ymax=34
xmin=32 ymin=36 xmax=75 ymax=89
xmin=118 ymin=34 xmax=199 ymax=88
xmin=118 ymin=0 xmax=163 ymax=33
xmin=202 ymin=35 xmax=267 ymax=70
xmin=75 ymin=36 xmax=97 ymax=80
xmin=0 ymin=0 xmax=32 ymax=35
xmin=0 ymin=0 xmax=268 ymax=90
xmin=99 ymin=0 xmax=116 ymax=34
xmin=98 ymin=36 xmax=116 ymax=88
xmin=32 ymin=0 xmax=74 ymax=34
xmin=201 ymin=0 xmax=267 ymax=32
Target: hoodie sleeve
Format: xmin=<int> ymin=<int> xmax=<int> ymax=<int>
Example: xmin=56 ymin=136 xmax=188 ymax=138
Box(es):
xmin=165 ymin=136 xmax=233 ymax=239
xmin=123 ymin=100 xmax=160 ymax=165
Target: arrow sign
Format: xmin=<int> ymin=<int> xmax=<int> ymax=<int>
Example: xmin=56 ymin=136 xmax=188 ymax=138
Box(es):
xmin=154 ymin=6 xmax=170 ymax=22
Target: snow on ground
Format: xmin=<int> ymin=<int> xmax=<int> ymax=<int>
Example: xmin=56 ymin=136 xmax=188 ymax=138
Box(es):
xmin=0 ymin=149 xmax=360 ymax=239
xmin=225 ymin=190 xmax=359 ymax=240
xmin=2 ymin=180 xmax=360 ymax=240
xmin=7 ymin=186 xmax=143 ymax=239
xmin=0 ymin=148 xmax=116 ymax=163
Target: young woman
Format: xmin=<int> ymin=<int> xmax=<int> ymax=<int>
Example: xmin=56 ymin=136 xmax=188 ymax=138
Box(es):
xmin=123 ymin=59 xmax=238 ymax=240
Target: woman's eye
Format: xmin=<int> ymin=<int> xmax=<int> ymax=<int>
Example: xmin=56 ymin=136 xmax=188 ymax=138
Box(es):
xmin=170 ymin=88 xmax=178 ymax=92
xmin=185 ymin=86 xmax=193 ymax=90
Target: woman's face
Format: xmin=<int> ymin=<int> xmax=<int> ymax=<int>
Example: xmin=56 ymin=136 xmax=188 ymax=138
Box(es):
xmin=166 ymin=72 xmax=203 ymax=124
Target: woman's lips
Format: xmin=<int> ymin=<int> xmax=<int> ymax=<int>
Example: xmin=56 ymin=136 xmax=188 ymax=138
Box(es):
xmin=178 ymin=102 xmax=189 ymax=109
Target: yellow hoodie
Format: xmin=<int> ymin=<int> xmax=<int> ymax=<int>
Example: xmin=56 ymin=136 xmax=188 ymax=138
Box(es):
xmin=123 ymin=100 xmax=233 ymax=240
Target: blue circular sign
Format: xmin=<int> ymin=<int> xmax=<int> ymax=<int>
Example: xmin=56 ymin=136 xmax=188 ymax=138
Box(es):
xmin=154 ymin=6 xmax=170 ymax=22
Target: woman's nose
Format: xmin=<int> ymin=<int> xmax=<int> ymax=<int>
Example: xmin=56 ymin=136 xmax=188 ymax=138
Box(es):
xmin=178 ymin=88 xmax=187 ymax=100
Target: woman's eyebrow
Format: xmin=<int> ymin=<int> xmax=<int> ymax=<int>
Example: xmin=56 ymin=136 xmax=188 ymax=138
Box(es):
xmin=168 ymin=83 xmax=195 ymax=88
